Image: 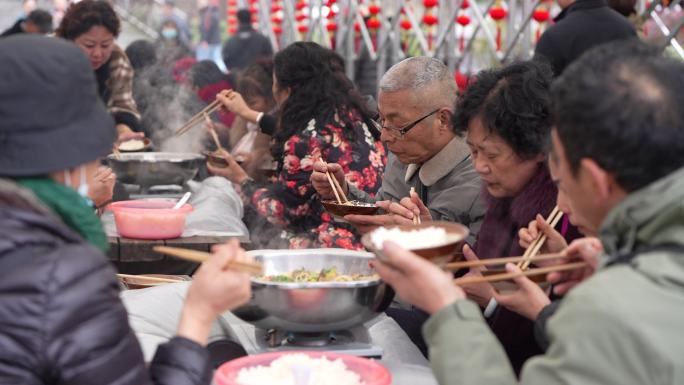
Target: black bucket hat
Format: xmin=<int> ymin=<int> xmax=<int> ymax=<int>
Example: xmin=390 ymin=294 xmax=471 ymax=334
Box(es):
xmin=0 ymin=35 xmax=116 ymax=177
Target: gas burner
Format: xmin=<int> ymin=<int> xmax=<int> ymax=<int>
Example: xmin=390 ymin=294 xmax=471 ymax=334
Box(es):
xmin=264 ymin=330 xmax=356 ymax=348
xmin=228 ymin=325 xmax=383 ymax=358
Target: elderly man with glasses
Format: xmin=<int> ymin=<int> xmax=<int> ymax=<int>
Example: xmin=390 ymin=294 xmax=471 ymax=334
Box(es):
xmin=312 ymin=57 xmax=484 ymax=355
xmin=313 ymin=56 xmax=484 ymax=245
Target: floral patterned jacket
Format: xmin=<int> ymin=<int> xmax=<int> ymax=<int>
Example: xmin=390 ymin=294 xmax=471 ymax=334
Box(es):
xmin=242 ymin=110 xmax=386 ymax=249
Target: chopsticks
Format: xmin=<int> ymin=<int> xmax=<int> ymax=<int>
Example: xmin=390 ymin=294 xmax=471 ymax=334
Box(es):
xmin=453 ymin=261 xmax=587 ymax=285
xmin=112 ymin=145 xmax=121 ymax=160
xmin=409 ymin=187 xmax=421 ymax=225
xmin=323 ymin=161 xmax=349 ymax=205
xmin=153 ymin=246 xmax=264 ymax=275
xmin=116 ymin=273 xmax=180 ymax=283
xmin=517 ymin=206 xmax=564 ymax=270
xmin=205 ymin=113 xmax=224 ymax=151
xmin=175 ymin=99 xmax=222 ymax=136
xmin=444 ymin=251 xmax=566 ymax=271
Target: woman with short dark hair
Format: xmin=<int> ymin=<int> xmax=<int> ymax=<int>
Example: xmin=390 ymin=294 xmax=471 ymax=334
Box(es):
xmin=451 ymin=60 xmax=579 ymax=373
xmin=56 ymin=0 xmax=143 ymax=141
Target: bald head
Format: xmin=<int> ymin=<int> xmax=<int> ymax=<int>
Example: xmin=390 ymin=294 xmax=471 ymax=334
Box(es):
xmin=379 ymin=57 xmax=457 ymax=109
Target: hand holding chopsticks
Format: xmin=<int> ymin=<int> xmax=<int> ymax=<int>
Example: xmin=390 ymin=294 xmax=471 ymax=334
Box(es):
xmin=321 ymin=160 xmax=349 ymax=205
xmin=517 ymin=206 xmax=564 ymax=270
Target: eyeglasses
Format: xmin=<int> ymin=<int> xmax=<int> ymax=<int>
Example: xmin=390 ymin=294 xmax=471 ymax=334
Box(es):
xmin=377 ymin=108 xmax=440 ymax=139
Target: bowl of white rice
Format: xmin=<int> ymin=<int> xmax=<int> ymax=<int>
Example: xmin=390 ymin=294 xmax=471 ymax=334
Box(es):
xmin=214 ymin=352 xmax=391 ymax=385
xmin=362 ymin=221 xmax=469 ymax=264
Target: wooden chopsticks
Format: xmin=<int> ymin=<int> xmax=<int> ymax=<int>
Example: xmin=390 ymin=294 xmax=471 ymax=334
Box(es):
xmin=204 ymin=113 xmax=224 ymax=151
xmin=323 ymin=161 xmax=349 ymax=205
xmin=453 ymin=261 xmax=587 ymax=285
xmin=517 ymin=206 xmax=564 ymax=270
xmin=112 ymin=145 xmax=121 ymax=160
xmin=175 ymin=99 xmax=222 ymax=136
xmin=445 ymin=251 xmax=566 ymax=271
xmin=409 ymin=187 xmax=421 ymax=225
xmin=153 ymin=246 xmax=264 ymax=275
xmin=116 ymin=273 xmax=180 ymax=283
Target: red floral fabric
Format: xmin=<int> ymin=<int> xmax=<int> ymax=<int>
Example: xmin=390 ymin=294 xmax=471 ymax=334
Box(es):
xmin=244 ymin=110 xmax=386 ymax=249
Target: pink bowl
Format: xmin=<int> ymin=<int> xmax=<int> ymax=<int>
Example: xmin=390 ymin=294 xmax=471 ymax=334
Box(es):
xmin=215 ymin=351 xmax=391 ymax=385
xmin=108 ymin=199 xmax=193 ymax=240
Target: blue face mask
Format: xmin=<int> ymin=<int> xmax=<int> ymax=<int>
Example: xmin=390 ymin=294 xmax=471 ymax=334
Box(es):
xmin=161 ymin=28 xmax=178 ymax=40
xmin=64 ymin=166 xmax=94 ymax=208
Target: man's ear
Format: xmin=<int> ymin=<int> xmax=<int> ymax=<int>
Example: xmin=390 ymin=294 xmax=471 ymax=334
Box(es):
xmin=580 ymin=158 xmax=612 ymax=201
xmin=437 ymin=108 xmax=453 ymax=134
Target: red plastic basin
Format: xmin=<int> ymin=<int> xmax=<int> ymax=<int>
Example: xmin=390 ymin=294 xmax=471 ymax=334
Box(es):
xmin=215 ymin=351 xmax=391 ymax=385
xmin=108 ymin=199 xmax=193 ymax=240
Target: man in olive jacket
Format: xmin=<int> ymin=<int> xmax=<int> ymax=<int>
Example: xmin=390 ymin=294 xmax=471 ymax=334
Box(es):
xmin=371 ymin=41 xmax=684 ymax=384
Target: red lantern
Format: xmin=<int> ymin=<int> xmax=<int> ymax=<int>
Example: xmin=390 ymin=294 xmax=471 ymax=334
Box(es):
xmin=271 ymin=15 xmax=282 ymax=24
xmin=273 ymin=25 xmax=283 ymax=34
xmin=327 ymin=9 xmax=337 ymax=19
xmin=228 ymin=26 xmax=238 ymax=34
xmin=489 ymin=5 xmax=507 ymax=51
xmin=423 ymin=0 xmax=438 ymax=8
xmin=327 ymin=21 xmax=337 ymax=32
xmin=367 ymin=17 xmax=382 ymax=29
xmin=368 ymin=4 xmax=381 ymax=15
xmin=461 ymin=0 xmax=469 ymax=9
xmin=532 ymin=8 xmax=550 ymax=22
xmin=327 ymin=0 xmax=336 ymax=5
xmin=422 ymin=13 xmax=438 ymax=25
xmin=296 ymin=1 xmax=308 ymax=10
xmin=298 ymin=24 xmax=309 ymax=33
xmin=354 ymin=22 xmax=361 ymax=32
xmin=400 ymin=19 xmax=412 ymax=30
xmin=456 ymin=15 xmax=470 ymax=26
xmin=251 ymin=15 xmax=258 ymax=23
xmin=249 ymin=6 xmax=257 ymax=13
xmin=228 ymin=18 xmax=237 ymax=25
xmin=455 ymin=71 xmax=469 ymax=92
xmin=489 ymin=6 xmax=507 ymax=20
xmin=249 ymin=0 xmax=258 ymax=3
xmin=271 ymin=4 xmax=282 ymax=12
xmin=532 ymin=8 xmax=550 ymax=41
xmin=295 ymin=13 xmax=308 ymax=22
xmin=228 ymin=0 xmax=237 ymax=6
xmin=228 ymin=8 xmax=237 ymax=15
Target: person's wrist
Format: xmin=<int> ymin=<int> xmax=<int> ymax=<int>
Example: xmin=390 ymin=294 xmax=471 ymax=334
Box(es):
xmin=427 ymin=287 xmax=465 ymax=315
xmin=238 ymin=174 xmax=253 ymax=187
xmin=177 ymin=301 xmax=216 ymax=346
xmin=241 ymin=108 xmax=259 ymax=123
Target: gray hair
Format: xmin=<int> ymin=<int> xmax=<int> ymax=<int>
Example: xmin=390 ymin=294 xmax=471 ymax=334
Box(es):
xmin=379 ymin=57 xmax=456 ymax=106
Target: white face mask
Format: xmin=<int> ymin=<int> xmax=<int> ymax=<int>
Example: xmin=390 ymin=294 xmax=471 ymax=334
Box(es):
xmin=64 ymin=166 xmax=92 ymax=203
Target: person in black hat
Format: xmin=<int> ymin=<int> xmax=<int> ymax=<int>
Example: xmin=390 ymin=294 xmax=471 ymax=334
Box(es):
xmin=56 ymin=0 xmax=145 ymax=142
xmin=0 ymin=35 xmax=253 ymax=385
xmin=221 ymin=8 xmax=273 ymax=72
xmin=0 ymin=9 xmax=53 ymax=38
xmin=533 ymin=0 xmax=637 ymax=76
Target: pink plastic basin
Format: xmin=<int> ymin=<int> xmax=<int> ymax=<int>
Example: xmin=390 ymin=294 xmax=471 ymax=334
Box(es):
xmin=108 ymin=199 xmax=193 ymax=240
xmin=214 ymin=351 xmax=392 ymax=385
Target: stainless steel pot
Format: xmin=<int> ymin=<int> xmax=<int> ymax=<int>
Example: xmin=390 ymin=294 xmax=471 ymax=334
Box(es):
xmin=232 ymin=249 xmax=394 ymax=332
xmin=106 ymin=152 xmax=205 ymax=190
